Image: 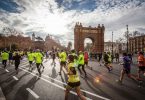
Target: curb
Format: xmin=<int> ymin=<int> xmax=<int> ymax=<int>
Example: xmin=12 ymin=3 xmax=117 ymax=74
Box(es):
xmin=0 ymin=87 xmax=6 ymax=100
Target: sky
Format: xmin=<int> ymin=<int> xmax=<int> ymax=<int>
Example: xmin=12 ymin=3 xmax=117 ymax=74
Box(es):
xmin=0 ymin=0 xmax=145 ymax=46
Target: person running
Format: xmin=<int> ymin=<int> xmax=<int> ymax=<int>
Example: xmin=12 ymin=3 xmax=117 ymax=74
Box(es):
xmin=13 ymin=52 xmax=21 ymax=74
xmin=9 ymin=51 xmax=13 ymax=65
xmin=27 ymin=50 xmax=35 ymax=71
xmin=40 ymin=50 xmax=45 ymax=69
xmin=78 ymin=51 xmax=87 ymax=77
xmin=137 ymin=52 xmax=145 ymax=79
xmin=128 ymin=53 xmax=133 ymax=63
xmin=84 ymin=51 xmax=91 ymax=69
xmin=107 ymin=52 xmax=113 ymax=71
xmin=71 ymin=50 xmax=78 ymax=68
xmin=34 ymin=49 xmax=43 ymax=77
xmin=1 ymin=50 xmax=9 ymax=69
xmin=65 ymin=55 xmax=86 ymax=100
xmin=45 ymin=51 xmax=49 ymax=61
xmin=115 ymin=53 xmax=119 ymax=63
xmin=51 ymin=50 xmax=56 ymax=66
xmin=59 ymin=50 xmax=67 ymax=75
xmin=98 ymin=53 xmax=102 ymax=66
xmin=117 ymin=53 xmax=131 ymax=84
xmin=103 ymin=52 xmax=112 ymax=72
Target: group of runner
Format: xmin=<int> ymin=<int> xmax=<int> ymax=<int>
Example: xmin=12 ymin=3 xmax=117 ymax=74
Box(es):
xmin=1 ymin=49 xmax=145 ymax=99
xmin=0 ymin=49 xmax=89 ymax=100
xmin=102 ymin=51 xmax=145 ymax=84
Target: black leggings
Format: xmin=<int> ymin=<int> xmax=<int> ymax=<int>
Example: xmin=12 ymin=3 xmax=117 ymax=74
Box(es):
xmin=78 ymin=64 xmax=87 ymax=75
xmin=15 ymin=62 xmax=20 ymax=70
xmin=2 ymin=60 xmax=7 ymax=68
xmin=36 ymin=63 xmax=41 ymax=74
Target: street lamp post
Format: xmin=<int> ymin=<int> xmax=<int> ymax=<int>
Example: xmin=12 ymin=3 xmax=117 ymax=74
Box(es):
xmin=126 ymin=25 xmax=129 ymax=53
xmin=112 ymin=31 xmax=113 ymax=55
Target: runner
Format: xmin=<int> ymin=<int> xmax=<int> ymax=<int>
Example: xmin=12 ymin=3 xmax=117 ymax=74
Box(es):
xmin=71 ymin=49 xmax=78 ymax=68
xmin=13 ymin=52 xmax=21 ymax=74
xmin=115 ymin=53 xmax=119 ymax=63
xmin=1 ymin=50 xmax=9 ymax=69
xmin=98 ymin=53 xmax=102 ymax=66
xmin=65 ymin=55 xmax=86 ymax=100
xmin=45 ymin=51 xmax=49 ymax=61
xmin=51 ymin=50 xmax=56 ymax=66
xmin=103 ymin=52 xmax=112 ymax=72
xmin=40 ymin=50 xmax=45 ymax=69
xmin=78 ymin=51 xmax=87 ymax=77
xmin=34 ymin=49 xmax=43 ymax=77
xmin=117 ymin=53 xmax=131 ymax=84
xmin=59 ymin=50 xmax=67 ymax=75
xmin=137 ymin=52 xmax=145 ymax=79
xmin=8 ymin=51 xmax=13 ymax=65
xmin=84 ymin=51 xmax=91 ymax=69
xmin=27 ymin=50 xmax=34 ymax=71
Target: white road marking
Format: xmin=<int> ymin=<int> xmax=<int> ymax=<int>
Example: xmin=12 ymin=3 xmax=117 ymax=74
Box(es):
xmin=13 ymin=76 xmax=18 ymax=80
xmin=20 ymin=66 xmax=67 ymax=85
xmin=20 ymin=68 xmax=92 ymax=100
xmin=19 ymin=67 xmax=110 ymax=100
xmin=19 ymin=59 xmax=110 ymax=100
xmin=20 ymin=64 xmax=29 ymax=68
xmin=5 ymin=69 xmax=9 ymax=72
xmin=21 ymin=62 xmax=29 ymax=65
xmin=26 ymin=88 xmax=39 ymax=99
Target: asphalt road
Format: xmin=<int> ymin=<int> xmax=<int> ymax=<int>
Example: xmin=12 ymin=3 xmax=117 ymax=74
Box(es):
xmin=0 ymin=57 xmax=145 ymax=100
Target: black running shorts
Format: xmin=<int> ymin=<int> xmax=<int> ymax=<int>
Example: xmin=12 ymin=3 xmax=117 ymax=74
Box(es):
xmin=67 ymin=81 xmax=80 ymax=88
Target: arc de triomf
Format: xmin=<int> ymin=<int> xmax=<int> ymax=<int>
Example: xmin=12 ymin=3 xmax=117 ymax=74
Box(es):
xmin=74 ymin=22 xmax=105 ymax=53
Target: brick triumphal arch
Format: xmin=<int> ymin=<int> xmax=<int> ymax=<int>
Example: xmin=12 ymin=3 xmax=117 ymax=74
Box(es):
xmin=74 ymin=22 xmax=105 ymax=53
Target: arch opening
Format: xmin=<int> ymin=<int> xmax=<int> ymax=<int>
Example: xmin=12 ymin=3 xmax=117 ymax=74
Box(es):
xmin=84 ymin=38 xmax=94 ymax=52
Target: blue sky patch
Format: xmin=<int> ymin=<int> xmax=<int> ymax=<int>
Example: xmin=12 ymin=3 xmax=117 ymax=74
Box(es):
xmin=0 ymin=0 xmax=20 ymax=13
xmin=56 ymin=0 xmax=97 ymax=11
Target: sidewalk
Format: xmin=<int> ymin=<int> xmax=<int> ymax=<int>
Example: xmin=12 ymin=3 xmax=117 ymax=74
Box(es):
xmin=0 ymin=87 xmax=6 ymax=100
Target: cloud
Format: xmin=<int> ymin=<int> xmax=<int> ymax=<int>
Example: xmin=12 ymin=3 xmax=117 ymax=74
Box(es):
xmin=0 ymin=0 xmax=145 ymax=46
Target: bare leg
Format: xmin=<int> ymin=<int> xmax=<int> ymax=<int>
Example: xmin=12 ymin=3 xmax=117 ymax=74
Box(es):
xmin=120 ymin=70 xmax=125 ymax=82
xmin=59 ymin=65 xmax=63 ymax=75
xmin=65 ymin=86 xmax=71 ymax=100
xmin=75 ymin=86 xmax=86 ymax=100
xmin=105 ymin=64 xmax=110 ymax=71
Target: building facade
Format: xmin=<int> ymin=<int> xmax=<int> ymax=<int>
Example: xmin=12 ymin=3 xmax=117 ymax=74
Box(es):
xmin=0 ymin=34 xmax=32 ymax=50
xmin=129 ymin=35 xmax=145 ymax=53
xmin=0 ymin=33 xmax=66 ymax=51
xmin=104 ymin=41 xmax=126 ymax=53
xmin=44 ymin=35 xmax=66 ymax=50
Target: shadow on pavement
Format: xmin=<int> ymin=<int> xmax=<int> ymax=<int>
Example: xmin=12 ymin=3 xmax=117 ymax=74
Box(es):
xmin=13 ymin=76 xmax=40 ymax=100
